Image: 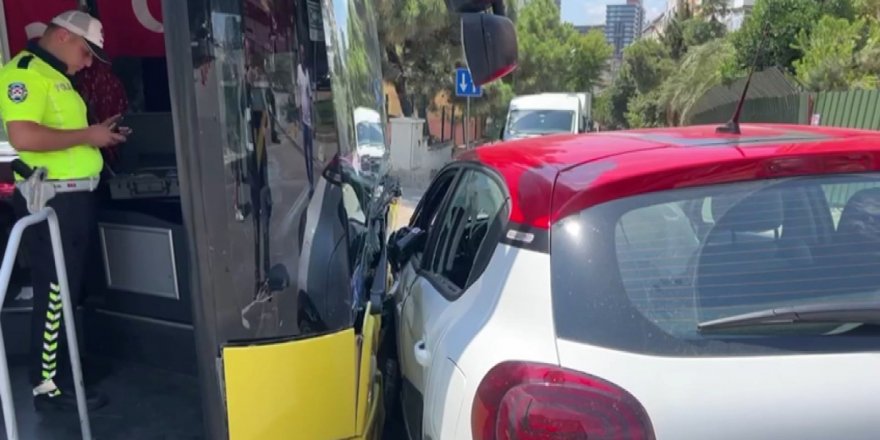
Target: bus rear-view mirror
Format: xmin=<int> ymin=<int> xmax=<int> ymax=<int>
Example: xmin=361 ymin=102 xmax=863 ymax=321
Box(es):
xmin=448 ymin=0 xmax=496 ymax=12
xmin=461 ymin=12 xmax=518 ymax=86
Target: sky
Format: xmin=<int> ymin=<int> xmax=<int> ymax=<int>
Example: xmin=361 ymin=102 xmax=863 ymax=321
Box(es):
xmin=561 ymin=0 xmax=667 ymax=26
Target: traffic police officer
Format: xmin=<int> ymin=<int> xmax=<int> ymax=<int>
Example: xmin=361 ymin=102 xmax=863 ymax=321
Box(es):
xmin=0 ymin=10 xmax=127 ymax=411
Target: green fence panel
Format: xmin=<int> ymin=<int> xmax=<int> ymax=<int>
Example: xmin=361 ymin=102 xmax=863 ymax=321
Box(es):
xmin=692 ymin=90 xmax=880 ymax=131
xmin=691 ymin=94 xmax=804 ymax=125
xmin=811 ymin=89 xmax=880 ymax=130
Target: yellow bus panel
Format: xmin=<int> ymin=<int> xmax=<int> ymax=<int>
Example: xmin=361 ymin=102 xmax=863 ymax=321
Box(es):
xmin=223 ymin=328 xmax=358 ymax=440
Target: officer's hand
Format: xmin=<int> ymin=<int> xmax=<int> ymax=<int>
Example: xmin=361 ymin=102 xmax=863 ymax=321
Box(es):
xmin=86 ymin=124 xmax=126 ymax=148
xmin=102 ymin=114 xmax=123 ymax=130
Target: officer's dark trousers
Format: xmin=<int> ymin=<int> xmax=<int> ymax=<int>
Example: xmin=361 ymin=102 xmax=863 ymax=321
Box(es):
xmin=12 ymin=190 xmax=95 ymax=391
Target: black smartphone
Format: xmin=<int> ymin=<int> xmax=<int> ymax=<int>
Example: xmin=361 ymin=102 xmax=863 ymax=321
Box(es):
xmin=112 ymin=114 xmax=133 ymax=136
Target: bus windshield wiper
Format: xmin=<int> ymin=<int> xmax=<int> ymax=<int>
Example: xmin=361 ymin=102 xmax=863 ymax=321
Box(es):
xmin=697 ymin=301 xmax=880 ymax=332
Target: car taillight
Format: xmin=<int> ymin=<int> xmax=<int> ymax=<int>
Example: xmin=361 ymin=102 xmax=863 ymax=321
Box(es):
xmin=0 ymin=183 xmax=13 ymax=199
xmin=472 ymin=361 xmax=655 ymax=440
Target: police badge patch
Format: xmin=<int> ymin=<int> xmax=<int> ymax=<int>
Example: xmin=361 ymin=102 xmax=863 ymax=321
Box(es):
xmin=7 ymin=82 xmax=27 ymax=103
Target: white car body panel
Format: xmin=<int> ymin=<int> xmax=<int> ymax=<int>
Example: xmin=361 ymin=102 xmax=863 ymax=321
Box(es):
xmin=394 ymin=258 xmax=425 ymax=393
xmin=420 ymin=246 xmax=558 ymax=440
xmin=413 ymin=242 xmax=880 ymax=440
xmin=0 ymin=140 xmax=16 ymax=165
xmin=556 ymin=338 xmax=880 ymax=440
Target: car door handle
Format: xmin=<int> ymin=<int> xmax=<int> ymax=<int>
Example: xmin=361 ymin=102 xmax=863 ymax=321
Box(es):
xmin=414 ymin=339 xmax=431 ymax=367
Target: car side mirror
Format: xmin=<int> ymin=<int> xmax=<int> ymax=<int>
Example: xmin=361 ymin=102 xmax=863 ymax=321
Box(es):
xmin=322 ymin=154 xmax=345 ymax=185
xmin=388 ymin=226 xmax=427 ymax=273
xmin=461 ymin=12 xmax=517 ymax=86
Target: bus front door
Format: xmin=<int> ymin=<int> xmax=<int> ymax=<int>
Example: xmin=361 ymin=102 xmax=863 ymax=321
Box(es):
xmin=174 ymin=0 xmax=392 ymax=437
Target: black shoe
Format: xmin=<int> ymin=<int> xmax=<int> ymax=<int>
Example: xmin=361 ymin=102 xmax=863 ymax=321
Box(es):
xmin=34 ymin=389 xmax=108 ymax=412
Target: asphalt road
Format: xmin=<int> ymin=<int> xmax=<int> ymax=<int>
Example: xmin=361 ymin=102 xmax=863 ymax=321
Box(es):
xmin=391 ymin=187 xmax=421 ymax=230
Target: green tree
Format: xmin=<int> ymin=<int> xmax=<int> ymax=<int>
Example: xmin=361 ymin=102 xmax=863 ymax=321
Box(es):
xmin=857 ymin=17 xmax=880 ymax=73
xmin=662 ymin=0 xmax=694 ymax=60
xmin=793 ymin=15 xmax=880 ymax=91
xmin=596 ymin=70 xmax=637 ymax=129
xmin=682 ymin=17 xmax=726 ymax=47
xmin=478 ymin=81 xmax=516 ymax=140
xmin=512 ymin=0 xmax=612 ymax=94
xmin=626 ymin=89 xmax=667 ymax=128
xmin=622 ymin=39 xmax=675 ymax=94
xmin=732 ymin=0 xmax=855 ymax=72
xmin=375 ymin=0 xmax=455 ymax=116
xmin=593 ymin=90 xmax=613 ymax=129
xmin=565 ymin=29 xmax=614 ymax=93
xmin=659 ymin=38 xmax=739 ymax=125
xmin=855 ymin=0 xmax=880 ymax=19
xmin=375 ymin=0 xmax=610 ymax=124
xmin=699 ymin=0 xmax=729 ymax=21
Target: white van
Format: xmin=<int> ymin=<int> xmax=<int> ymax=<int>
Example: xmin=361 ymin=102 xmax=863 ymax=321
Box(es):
xmin=501 ymin=93 xmax=592 ymax=141
xmin=353 ymin=106 xmax=386 ymax=174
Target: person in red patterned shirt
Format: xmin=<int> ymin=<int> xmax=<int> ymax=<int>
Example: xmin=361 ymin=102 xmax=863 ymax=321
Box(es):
xmin=73 ymin=59 xmax=129 ymax=164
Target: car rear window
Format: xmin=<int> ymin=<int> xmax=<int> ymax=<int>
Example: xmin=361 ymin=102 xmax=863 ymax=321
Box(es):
xmin=551 ymin=174 xmax=880 ymax=356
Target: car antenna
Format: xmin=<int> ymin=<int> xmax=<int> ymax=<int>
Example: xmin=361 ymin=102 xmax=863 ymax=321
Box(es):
xmin=717 ymin=23 xmax=771 ymax=135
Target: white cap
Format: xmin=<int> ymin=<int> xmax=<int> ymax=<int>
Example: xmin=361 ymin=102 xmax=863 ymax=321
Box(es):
xmin=50 ymin=10 xmax=108 ymax=63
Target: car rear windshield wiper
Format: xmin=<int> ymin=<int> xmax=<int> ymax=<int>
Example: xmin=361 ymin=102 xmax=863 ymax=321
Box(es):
xmin=697 ymin=301 xmax=880 ymax=332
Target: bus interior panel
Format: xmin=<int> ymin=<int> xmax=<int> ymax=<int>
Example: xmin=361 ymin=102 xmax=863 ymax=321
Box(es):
xmin=0 ymin=19 xmax=201 ymax=440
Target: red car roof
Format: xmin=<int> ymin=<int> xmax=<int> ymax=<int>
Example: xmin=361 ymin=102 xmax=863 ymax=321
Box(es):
xmin=459 ymin=124 xmax=880 ymax=229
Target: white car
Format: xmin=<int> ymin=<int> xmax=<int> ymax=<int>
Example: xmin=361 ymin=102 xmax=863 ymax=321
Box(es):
xmin=388 ymin=123 xmax=880 ymax=440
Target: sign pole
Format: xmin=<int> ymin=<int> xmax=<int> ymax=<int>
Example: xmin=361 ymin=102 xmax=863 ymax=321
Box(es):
xmin=465 ymin=96 xmax=470 ymax=148
xmin=455 ymin=67 xmax=480 ymax=149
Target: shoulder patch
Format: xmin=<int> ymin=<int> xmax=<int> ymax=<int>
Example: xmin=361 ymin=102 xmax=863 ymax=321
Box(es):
xmin=16 ymin=55 xmax=34 ymax=70
xmin=7 ymin=82 xmax=28 ymax=103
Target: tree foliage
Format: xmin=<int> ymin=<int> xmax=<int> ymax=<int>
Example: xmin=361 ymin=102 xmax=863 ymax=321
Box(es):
xmin=698 ymin=0 xmax=729 ymax=21
xmin=732 ymin=0 xmax=856 ymax=72
xmin=622 ymin=39 xmax=676 ymax=94
xmin=682 ymin=18 xmax=726 ymax=48
xmin=596 ymin=70 xmax=637 ymax=129
xmin=375 ymin=0 xmax=454 ymax=116
xmin=597 ymin=0 xmax=737 ymax=129
xmin=794 ymin=15 xmax=880 ymax=90
xmin=513 ymin=0 xmax=612 ymax=94
xmin=662 ymin=0 xmax=694 ymax=60
xmin=660 ymin=38 xmax=738 ymax=125
xmin=856 ymin=0 xmax=880 ymax=19
xmin=626 ymin=89 xmax=667 ymax=128
xmin=375 ymin=0 xmax=880 ymax=132
xmin=375 ymin=0 xmax=611 ymax=126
